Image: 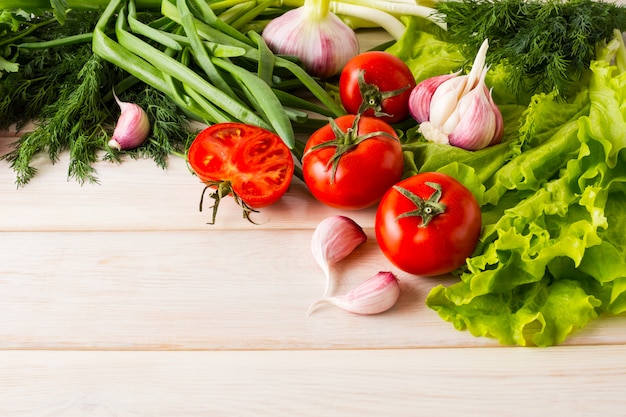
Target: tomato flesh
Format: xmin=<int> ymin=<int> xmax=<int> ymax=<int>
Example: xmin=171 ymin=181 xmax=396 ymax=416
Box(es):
xmin=188 ymin=123 xmax=294 ymax=208
xmin=375 ymin=172 xmax=482 ymax=276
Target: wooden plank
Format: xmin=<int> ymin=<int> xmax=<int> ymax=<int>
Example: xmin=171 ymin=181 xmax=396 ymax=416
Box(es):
xmin=0 ymin=347 xmax=625 ymax=416
xmin=1 ymin=230 xmax=625 ymax=350
xmin=0 ymin=229 xmax=487 ymax=349
xmin=0 ymin=145 xmax=378 ymax=232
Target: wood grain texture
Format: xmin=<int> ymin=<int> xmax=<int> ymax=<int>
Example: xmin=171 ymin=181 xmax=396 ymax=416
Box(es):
xmin=1 ymin=347 xmax=625 ymax=417
xmin=0 ymin=140 xmax=377 ymax=231
xmin=0 ymin=228 xmax=489 ymax=349
xmin=1 ymin=227 xmax=625 ymax=350
xmin=2 ymin=117 xmax=626 ymax=353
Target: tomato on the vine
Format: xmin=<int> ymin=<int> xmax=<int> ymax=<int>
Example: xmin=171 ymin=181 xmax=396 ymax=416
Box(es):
xmin=375 ymin=172 xmax=482 ymax=276
xmin=187 ymin=123 xmax=294 ymax=223
xmin=302 ymin=114 xmax=404 ymax=210
xmin=339 ymin=51 xmax=416 ymax=124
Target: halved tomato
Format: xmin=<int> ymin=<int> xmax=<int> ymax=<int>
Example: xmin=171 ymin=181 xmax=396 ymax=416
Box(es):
xmin=187 ymin=123 xmax=295 ymax=223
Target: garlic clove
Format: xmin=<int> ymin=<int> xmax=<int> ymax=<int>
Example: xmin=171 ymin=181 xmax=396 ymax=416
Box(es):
xmin=417 ymin=75 xmax=466 ymax=143
xmin=261 ymin=4 xmax=359 ymax=78
xmin=408 ymin=72 xmax=459 ymax=123
xmin=464 ymin=39 xmax=490 ymax=93
xmin=487 ymin=88 xmax=504 ymax=146
xmin=448 ymin=71 xmax=497 ymax=150
xmin=308 ymin=271 xmax=400 ymax=316
xmin=108 ymin=91 xmax=151 ymax=151
xmin=448 ymin=88 xmax=497 ymax=150
xmin=427 ymin=75 xmax=468 ymax=130
xmin=311 ymin=215 xmax=367 ymax=295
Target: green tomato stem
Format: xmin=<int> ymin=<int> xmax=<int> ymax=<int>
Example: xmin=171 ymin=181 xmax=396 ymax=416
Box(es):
xmin=356 ymin=69 xmax=411 ymax=117
xmin=304 ymin=113 xmax=398 ymax=184
xmin=393 ymin=181 xmax=447 ymax=227
xmin=199 ymin=181 xmax=260 ymax=225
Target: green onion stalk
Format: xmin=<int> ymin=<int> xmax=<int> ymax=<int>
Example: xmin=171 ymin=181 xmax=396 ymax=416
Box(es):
xmin=0 ymin=0 xmax=444 ymax=38
xmin=0 ymin=0 xmax=161 ymax=8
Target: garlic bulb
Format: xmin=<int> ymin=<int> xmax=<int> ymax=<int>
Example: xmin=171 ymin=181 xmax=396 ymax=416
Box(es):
xmin=311 ymin=215 xmax=367 ymax=296
xmin=308 ymin=271 xmax=400 ymax=315
xmin=261 ymin=0 xmax=359 ymax=79
xmin=108 ymin=90 xmax=151 ymax=151
xmin=409 ymin=39 xmax=504 ymax=150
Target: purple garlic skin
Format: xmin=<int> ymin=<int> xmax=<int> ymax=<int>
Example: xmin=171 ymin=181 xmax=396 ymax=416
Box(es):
xmin=108 ymin=91 xmax=151 ymax=151
xmin=262 ymin=6 xmax=359 ymax=79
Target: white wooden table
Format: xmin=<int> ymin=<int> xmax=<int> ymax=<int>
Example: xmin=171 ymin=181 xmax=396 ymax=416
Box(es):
xmin=3 ymin=125 xmax=626 ymax=416
xmin=2 ymin=28 xmax=626 ymax=417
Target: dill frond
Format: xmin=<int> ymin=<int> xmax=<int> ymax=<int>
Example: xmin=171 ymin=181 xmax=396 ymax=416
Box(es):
xmin=2 ymin=9 xmax=194 ymax=186
xmin=436 ymin=0 xmax=626 ymax=98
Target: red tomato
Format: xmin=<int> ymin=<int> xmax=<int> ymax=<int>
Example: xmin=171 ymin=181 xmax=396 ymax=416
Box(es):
xmin=302 ymin=114 xmax=404 ymax=210
xmin=339 ymin=51 xmax=416 ymax=124
xmin=375 ymin=172 xmax=482 ymax=276
xmin=187 ymin=123 xmax=294 ymax=222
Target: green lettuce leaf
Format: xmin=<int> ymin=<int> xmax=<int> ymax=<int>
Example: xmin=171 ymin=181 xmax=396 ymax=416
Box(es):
xmin=388 ymin=24 xmax=626 ymax=346
xmin=425 ymin=36 xmax=626 ymax=346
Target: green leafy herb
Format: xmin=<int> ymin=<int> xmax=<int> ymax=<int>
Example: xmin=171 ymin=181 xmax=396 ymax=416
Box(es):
xmin=435 ymin=0 xmax=626 ymax=98
xmin=3 ymin=49 xmax=119 ymax=185
xmin=1 ymin=10 xmax=102 ymax=128
xmin=50 ymin=0 xmax=69 ymax=25
xmin=1 ymin=9 xmax=192 ymax=186
xmin=3 ymin=0 xmax=349 ymax=186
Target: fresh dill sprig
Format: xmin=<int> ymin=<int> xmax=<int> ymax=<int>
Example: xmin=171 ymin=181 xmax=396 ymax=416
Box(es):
xmin=1 ymin=9 xmax=194 ymax=187
xmin=3 ymin=54 xmax=193 ymax=186
xmin=436 ymin=0 xmax=626 ymax=98
xmin=3 ymin=51 xmax=119 ymax=186
xmin=0 ymin=11 xmax=98 ymax=129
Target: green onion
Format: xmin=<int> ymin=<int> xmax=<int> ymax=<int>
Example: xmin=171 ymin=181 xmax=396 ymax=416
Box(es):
xmin=38 ymin=0 xmax=347 ymax=150
xmin=177 ymin=0 xmax=236 ymax=97
xmin=212 ymin=56 xmax=294 ymax=146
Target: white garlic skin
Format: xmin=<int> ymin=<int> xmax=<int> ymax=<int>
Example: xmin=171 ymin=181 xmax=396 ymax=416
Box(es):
xmin=261 ymin=6 xmax=359 ymax=79
xmin=108 ymin=92 xmax=151 ymax=151
xmin=408 ymin=39 xmax=504 ymax=150
xmin=308 ymin=271 xmax=400 ymax=316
